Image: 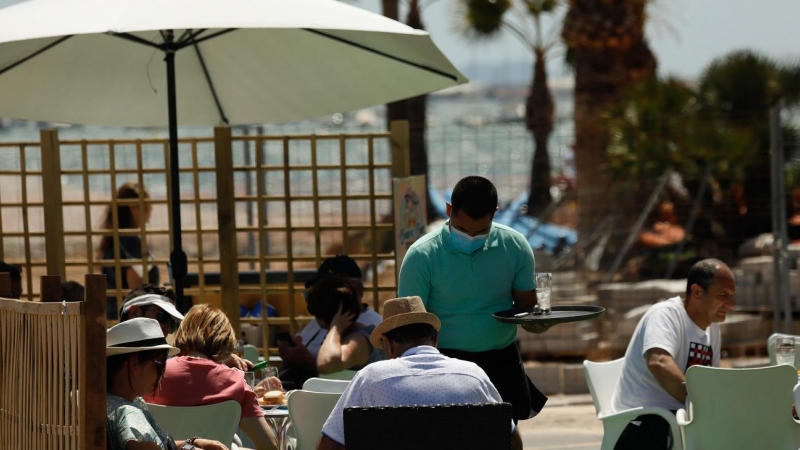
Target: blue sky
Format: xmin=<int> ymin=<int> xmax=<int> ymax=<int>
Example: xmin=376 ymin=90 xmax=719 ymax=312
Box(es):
xmin=360 ymin=0 xmax=800 ymax=81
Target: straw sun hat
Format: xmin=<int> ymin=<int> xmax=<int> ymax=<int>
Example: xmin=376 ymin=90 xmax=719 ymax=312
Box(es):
xmin=370 ymin=296 xmax=441 ymax=350
xmin=106 ymin=317 xmax=180 ymax=357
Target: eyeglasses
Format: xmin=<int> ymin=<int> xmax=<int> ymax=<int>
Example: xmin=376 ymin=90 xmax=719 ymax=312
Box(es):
xmin=142 ymin=306 xmax=179 ymax=334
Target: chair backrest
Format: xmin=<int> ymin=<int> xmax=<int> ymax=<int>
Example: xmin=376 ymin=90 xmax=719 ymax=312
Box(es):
xmin=767 ymin=333 xmax=800 ymax=369
xmin=242 ymin=344 xmax=260 ymax=364
xmin=583 ymin=358 xmax=624 ymax=418
xmin=344 ymin=403 xmax=513 ymax=450
xmin=682 ymin=365 xmax=799 ymax=450
xmin=286 ymin=390 xmax=342 ymax=450
xmin=146 ymin=400 xmax=241 ymax=446
xmin=303 ymin=377 xmax=350 ymax=393
xmin=319 ymin=370 xmax=358 ymax=381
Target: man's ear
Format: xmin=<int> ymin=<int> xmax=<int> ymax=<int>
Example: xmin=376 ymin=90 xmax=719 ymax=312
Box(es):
xmin=689 ymin=283 xmax=703 ymax=300
xmin=445 ymin=203 xmax=452 ymax=218
xmin=381 ymin=336 xmax=393 ymax=358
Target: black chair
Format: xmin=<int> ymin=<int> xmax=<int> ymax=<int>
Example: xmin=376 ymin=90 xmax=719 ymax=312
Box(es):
xmin=344 ymin=403 xmax=513 ymax=450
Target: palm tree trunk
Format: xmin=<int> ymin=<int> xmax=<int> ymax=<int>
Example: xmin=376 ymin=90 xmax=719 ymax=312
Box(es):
xmin=404 ymin=0 xmax=436 ymax=221
xmin=526 ymin=50 xmax=554 ymax=217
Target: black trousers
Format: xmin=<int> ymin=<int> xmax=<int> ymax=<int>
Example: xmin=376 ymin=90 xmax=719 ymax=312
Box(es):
xmin=614 ymin=414 xmax=674 ymax=450
xmin=440 ymin=342 xmax=547 ymax=421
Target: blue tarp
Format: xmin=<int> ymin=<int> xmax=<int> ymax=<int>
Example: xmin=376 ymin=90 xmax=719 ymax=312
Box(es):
xmin=428 ymin=188 xmax=576 ymax=255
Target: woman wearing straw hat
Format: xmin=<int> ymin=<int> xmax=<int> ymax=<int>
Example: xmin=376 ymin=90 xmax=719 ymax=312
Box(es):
xmin=106 ymin=317 xmax=228 ymax=450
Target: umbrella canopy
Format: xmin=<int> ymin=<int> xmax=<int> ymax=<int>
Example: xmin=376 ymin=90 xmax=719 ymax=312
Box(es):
xmin=0 ymin=0 xmax=466 ymax=304
xmin=0 ymin=0 xmax=466 ymax=125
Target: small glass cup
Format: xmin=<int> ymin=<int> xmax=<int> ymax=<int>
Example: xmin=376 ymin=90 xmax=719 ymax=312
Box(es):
xmin=244 ymin=371 xmax=256 ymax=388
xmin=776 ymin=336 xmax=796 ymax=367
xmin=536 ymin=272 xmax=552 ymax=314
xmin=262 ymin=366 xmax=279 ymax=380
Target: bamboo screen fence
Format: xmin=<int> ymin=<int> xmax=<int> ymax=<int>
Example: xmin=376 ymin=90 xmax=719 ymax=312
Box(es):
xmin=0 ymin=122 xmax=411 ymax=355
xmin=0 ymin=273 xmax=106 ymax=450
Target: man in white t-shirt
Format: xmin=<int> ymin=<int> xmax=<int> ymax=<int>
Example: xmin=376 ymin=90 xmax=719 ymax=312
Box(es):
xmin=279 ymin=255 xmax=382 ymax=388
xmin=611 ymin=258 xmax=736 ymax=450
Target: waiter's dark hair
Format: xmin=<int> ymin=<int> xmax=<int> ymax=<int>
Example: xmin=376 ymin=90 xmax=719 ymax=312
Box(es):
xmin=451 ymin=176 xmax=497 ymax=220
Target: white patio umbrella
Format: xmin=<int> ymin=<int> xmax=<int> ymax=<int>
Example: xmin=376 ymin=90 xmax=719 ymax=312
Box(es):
xmin=0 ymin=0 xmax=467 ymax=302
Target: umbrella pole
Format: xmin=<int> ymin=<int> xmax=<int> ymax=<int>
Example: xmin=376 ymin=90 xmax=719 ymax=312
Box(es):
xmin=165 ymin=30 xmax=189 ymax=311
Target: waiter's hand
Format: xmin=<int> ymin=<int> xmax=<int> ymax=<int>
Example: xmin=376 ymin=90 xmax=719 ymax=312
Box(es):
xmin=522 ymin=323 xmax=553 ymax=334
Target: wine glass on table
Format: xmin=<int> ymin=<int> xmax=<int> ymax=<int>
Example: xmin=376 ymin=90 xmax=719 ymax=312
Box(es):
xmin=776 ymin=336 xmax=796 ymax=367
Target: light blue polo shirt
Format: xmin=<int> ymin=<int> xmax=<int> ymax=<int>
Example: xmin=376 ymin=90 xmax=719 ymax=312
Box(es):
xmin=397 ymin=220 xmax=536 ymax=352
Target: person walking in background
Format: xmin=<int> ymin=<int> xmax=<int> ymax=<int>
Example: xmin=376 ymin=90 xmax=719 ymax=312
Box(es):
xmin=97 ymin=182 xmax=159 ymax=318
xmin=317 ymin=296 xmax=522 ymax=450
xmin=397 ymin=175 xmax=548 ymax=422
xmin=147 ymin=304 xmax=278 ymax=450
xmin=106 ymin=317 xmax=228 ymax=450
xmin=611 ymin=259 xmax=736 ymax=450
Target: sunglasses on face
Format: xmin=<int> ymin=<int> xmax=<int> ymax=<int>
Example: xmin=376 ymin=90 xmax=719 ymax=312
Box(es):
xmin=152 ymin=358 xmax=167 ymax=374
xmin=142 ymin=306 xmax=179 ymax=334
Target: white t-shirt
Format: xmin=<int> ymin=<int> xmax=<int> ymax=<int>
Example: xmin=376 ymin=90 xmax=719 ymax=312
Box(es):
xmin=297 ymin=305 xmax=383 ymax=357
xmin=611 ymin=296 xmax=720 ymax=412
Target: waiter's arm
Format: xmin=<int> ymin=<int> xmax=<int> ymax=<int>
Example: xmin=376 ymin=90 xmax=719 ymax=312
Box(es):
xmin=512 ymin=289 xmax=537 ymax=309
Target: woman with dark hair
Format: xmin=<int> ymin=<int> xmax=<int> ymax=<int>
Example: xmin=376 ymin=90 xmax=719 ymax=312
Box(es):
xmin=97 ymin=182 xmax=159 ymax=293
xmin=307 ymin=277 xmax=384 ymax=374
xmin=106 ymin=318 xmax=227 ymax=450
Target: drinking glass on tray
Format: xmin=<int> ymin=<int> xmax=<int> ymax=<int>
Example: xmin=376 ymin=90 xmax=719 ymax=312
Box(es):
xmin=776 ymin=336 xmax=796 ymax=367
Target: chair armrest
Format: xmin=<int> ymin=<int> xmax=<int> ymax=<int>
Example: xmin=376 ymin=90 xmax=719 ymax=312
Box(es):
xmin=600 ymin=406 xmax=678 ymax=427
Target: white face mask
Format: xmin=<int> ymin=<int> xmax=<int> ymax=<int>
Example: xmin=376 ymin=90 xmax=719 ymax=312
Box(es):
xmin=449 ymin=224 xmax=488 ymax=254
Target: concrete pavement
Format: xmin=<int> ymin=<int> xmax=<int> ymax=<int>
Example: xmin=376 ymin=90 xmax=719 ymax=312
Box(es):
xmin=517 ymin=394 xmax=603 ymax=450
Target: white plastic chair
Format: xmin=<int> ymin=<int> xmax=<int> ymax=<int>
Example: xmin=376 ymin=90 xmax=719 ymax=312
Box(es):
xmin=583 ymin=358 xmax=683 ymax=450
xmin=677 ymin=365 xmax=800 ymax=450
xmin=767 ymin=333 xmax=800 ymax=369
xmin=242 ymin=344 xmax=260 ymax=364
xmin=319 ymin=369 xmax=357 ymax=381
xmin=302 ymin=377 xmax=350 ymax=394
xmin=146 ymin=400 xmax=241 ymax=446
xmin=286 ymin=390 xmax=342 ymax=450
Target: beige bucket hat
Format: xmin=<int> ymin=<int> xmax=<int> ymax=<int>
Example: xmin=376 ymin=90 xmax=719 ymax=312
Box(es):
xmin=370 ymin=296 xmax=441 ymax=350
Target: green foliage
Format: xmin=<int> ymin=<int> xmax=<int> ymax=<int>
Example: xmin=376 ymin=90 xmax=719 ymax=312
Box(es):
xmin=525 ymin=0 xmax=557 ymax=16
xmin=462 ymin=0 xmax=511 ymax=36
xmin=605 ymin=76 xmax=755 ymax=182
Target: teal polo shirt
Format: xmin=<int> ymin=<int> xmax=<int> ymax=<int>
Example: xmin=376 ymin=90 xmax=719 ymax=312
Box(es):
xmin=397 ymin=220 xmax=536 ymax=352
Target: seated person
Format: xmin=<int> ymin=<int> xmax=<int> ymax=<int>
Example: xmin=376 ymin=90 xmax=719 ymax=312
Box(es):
xmin=279 ymin=255 xmax=381 ymax=387
xmin=147 ymin=304 xmax=278 ymax=450
xmin=106 ymin=318 xmax=227 ymax=450
xmin=317 ymin=296 xmax=522 ymax=450
xmin=305 ymin=277 xmax=384 ymax=376
xmin=0 ymin=261 xmax=22 ymax=299
xmin=121 ymin=284 xmax=253 ymax=371
xmin=611 ymin=259 xmax=736 ymax=450
xmin=60 ymin=280 xmax=85 ymax=302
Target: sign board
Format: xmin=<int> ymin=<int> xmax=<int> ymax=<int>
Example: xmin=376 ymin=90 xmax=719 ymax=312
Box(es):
xmin=393 ymin=175 xmax=427 ymax=277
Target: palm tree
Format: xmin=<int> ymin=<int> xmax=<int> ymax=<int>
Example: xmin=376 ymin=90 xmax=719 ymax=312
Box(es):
xmin=561 ymin=0 xmax=656 ymax=244
xmin=460 ymin=0 xmax=559 ymax=217
xmin=698 ymin=50 xmax=800 ymax=247
xmin=383 ymin=0 xmax=438 ymax=220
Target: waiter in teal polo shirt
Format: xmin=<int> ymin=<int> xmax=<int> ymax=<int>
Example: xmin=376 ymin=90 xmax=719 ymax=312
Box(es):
xmin=398 ymin=175 xmax=548 ymax=421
